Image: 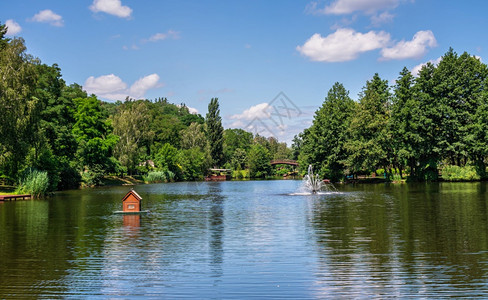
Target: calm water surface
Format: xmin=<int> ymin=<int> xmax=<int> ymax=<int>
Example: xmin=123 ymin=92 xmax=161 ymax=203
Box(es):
xmin=1 ymin=180 xmax=488 ymax=298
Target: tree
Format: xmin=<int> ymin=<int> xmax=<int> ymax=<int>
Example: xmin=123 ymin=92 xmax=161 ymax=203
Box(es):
xmin=0 ymin=21 xmax=9 ymax=50
xmin=248 ymin=144 xmax=271 ymax=178
xmin=205 ymin=98 xmax=224 ymax=167
xmin=432 ymin=49 xmax=487 ymax=166
xmin=0 ymin=37 xmax=39 ymax=181
xmin=345 ymin=74 xmax=391 ymax=176
xmin=223 ymin=128 xmax=253 ymax=164
xmin=177 ymin=147 xmax=209 ymax=180
xmin=390 ymin=67 xmax=419 ymax=178
xmin=300 ymin=82 xmax=355 ymax=181
xmin=113 ymin=100 xmax=154 ymax=174
xmin=154 ymin=143 xmax=181 ymax=177
xmin=411 ymin=62 xmax=441 ymax=180
xmin=230 ymin=148 xmax=247 ymax=170
xmin=180 ymin=122 xmax=207 ymax=150
xmin=72 ymin=96 xmax=118 ymax=173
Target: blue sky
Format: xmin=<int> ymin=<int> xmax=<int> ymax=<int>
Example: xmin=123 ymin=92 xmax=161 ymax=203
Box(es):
xmin=2 ymin=0 xmax=488 ymax=144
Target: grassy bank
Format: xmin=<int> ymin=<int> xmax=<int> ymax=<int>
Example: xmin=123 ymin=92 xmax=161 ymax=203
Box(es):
xmin=99 ymin=175 xmax=144 ymax=186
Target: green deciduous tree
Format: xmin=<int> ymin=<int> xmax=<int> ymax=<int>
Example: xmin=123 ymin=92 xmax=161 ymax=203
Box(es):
xmin=180 ymin=122 xmax=207 ymax=150
xmin=113 ymin=100 xmax=154 ymax=174
xmin=177 ymin=147 xmax=209 ymax=180
xmin=0 ymin=37 xmax=39 ymax=181
xmin=248 ymin=144 xmax=271 ymax=178
xmin=154 ymin=143 xmax=181 ymax=178
xmin=72 ymin=96 xmax=118 ymax=176
xmin=223 ymin=128 xmax=253 ymax=164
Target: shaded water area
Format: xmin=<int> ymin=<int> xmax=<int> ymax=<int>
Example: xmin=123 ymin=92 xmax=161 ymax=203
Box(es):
xmin=1 ymin=180 xmax=488 ymax=298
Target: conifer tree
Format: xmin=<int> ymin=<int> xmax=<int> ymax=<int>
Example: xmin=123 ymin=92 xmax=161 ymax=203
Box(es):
xmin=205 ymin=98 xmax=224 ymax=168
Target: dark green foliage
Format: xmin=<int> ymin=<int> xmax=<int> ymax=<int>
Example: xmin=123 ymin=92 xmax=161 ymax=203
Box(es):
xmin=72 ymin=96 xmax=118 ymax=181
xmin=343 ymin=74 xmax=392 ymax=179
xmin=0 ymin=28 xmax=294 ymax=189
xmin=248 ymin=144 xmax=271 ymax=178
xmin=223 ymin=128 xmax=253 ymax=163
xmin=0 ymin=21 xmax=9 ymax=50
xmin=299 ymin=49 xmax=488 ymax=182
xmin=298 ymin=82 xmax=355 ymax=181
xmin=177 ymin=148 xmax=209 ymax=180
xmin=206 ymin=98 xmax=224 ymax=167
xmin=154 ymin=143 xmax=181 ymax=178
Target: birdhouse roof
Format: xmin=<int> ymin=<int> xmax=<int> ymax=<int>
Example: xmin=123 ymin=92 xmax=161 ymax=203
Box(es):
xmin=122 ymin=189 xmax=142 ymax=202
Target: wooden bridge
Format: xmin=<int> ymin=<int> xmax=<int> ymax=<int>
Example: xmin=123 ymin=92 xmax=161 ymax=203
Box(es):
xmin=270 ymin=159 xmax=299 ymax=166
xmin=0 ymin=194 xmax=31 ymax=201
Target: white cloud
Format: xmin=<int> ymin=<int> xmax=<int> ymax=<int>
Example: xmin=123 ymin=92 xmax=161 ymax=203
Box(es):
xmin=297 ymin=28 xmax=390 ymax=62
xmin=309 ymin=0 xmax=400 ymax=15
xmin=177 ymin=104 xmax=199 ymax=114
xmin=371 ymin=11 xmax=395 ymax=26
xmin=229 ymin=103 xmax=271 ymax=125
xmin=187 ymin=107 xmax=198 ymax=114
xmin=90 ymin=0 xmax=132 ymax=18
xmin=30 ymin=9 xmax=64 ymax=27
xmin=148 ymin=30 xmax=180 ymax=42
xmin=5 ymin=19 xmax=22 ymax=35
xmin=84 ymin=74 xmax=162 ymax=101
xmin=129 ymin=74 xmax=161 ymax=98
xmin=381 ymin=30 xmax=437 ymax=60
xmin=306 ymin=0 xmax=403 ymax=26
xmin=410 ymin=57 xmax=442 ymax=76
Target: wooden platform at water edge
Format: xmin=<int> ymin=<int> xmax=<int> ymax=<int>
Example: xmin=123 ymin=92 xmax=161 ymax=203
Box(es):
xmin=0 ymin=194 xmax=31 ymax=201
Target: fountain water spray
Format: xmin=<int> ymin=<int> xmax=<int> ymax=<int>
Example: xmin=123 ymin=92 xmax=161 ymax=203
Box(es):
xmin=303 ymin=165 xmax=323 ymax=194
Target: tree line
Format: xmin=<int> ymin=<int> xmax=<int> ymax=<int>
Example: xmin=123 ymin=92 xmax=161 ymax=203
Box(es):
xmin=294 ymin=48 xmax=488 ymax=182
xmin=0 ymin=22 xmax=292 ymax=194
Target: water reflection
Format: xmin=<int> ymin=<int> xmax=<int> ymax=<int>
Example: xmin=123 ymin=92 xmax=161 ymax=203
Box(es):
xmin=123 ymin=214 xmax=141 ymax=228
xmin=308 ymin=183 xmax=488 ymax=297
xmin=208 ymin=182 xmax=225 ymax=282
xmin=1 ymin=181 xmax=488 ymax=298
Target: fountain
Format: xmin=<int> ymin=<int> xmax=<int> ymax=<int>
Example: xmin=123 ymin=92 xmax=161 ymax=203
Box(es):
xmin=303 ymin=165 xmax=323 ymax=194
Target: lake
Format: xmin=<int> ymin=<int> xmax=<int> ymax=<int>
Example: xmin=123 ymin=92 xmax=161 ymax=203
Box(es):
xmin=1 ymin=180 xmax=488 ymax=298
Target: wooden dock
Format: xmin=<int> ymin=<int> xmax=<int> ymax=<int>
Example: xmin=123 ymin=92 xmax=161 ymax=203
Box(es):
xmin=0 ymin=194 xmax=31 ymax=201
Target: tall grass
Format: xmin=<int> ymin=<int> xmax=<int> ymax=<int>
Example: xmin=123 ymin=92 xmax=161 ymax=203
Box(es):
xmin=16 ymin=169 xmax=50 ymax=198
xmin=441 ymin=165 xmax=480 ymax=181
xmin=144 ymin=170 xmax=175 ymax=183
xmin=232 ymin=169 xmax=250 ymax=179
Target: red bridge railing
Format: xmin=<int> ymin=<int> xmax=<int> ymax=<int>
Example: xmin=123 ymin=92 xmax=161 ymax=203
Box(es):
xmin=270 ymin=159 xmax=299 ymax=166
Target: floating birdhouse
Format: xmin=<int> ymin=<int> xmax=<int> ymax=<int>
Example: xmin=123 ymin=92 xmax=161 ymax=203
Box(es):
xmin=122 ymin=189 xmax=142 ymax=212
xmin=114 ymin=189 xmax=148 ymax=215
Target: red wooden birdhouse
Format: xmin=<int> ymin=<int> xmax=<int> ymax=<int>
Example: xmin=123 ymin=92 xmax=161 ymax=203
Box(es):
xmin=122 ymin=189 xmax=142 ymax=212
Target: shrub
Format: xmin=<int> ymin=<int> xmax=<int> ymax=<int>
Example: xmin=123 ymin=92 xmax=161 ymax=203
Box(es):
xmin=442 ymin=165 xmax=480 ymax=181
xmin=82 ymin=165 xmax=105 ymax=186
xmin=145 ymin=171 xmax=167 ymax=183
xmin=16 ymin=168 xmax=50 ymax=198
xmin=144 ymin=170 xmax=176 ymax=183
xmin=232 ymin=169 xmax=249 ymax=179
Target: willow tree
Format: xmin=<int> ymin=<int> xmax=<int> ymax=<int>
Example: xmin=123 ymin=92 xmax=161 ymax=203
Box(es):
xmin=0 ymin=36 xmax=39 ymax=180
xmin=205 ymin=98 xmax=224 ymax=168
xmin=113 ymin=100 xmax=154 ymax=174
